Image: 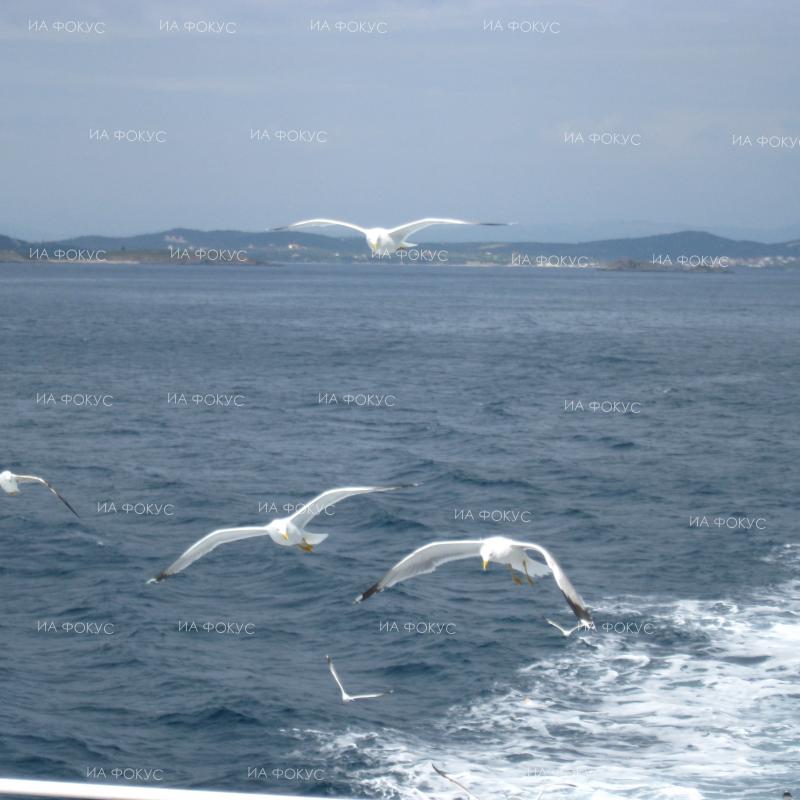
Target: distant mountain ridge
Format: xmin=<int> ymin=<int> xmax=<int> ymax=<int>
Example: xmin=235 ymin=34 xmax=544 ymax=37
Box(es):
xmin=2 ymin=228 xmax=799 ymax=264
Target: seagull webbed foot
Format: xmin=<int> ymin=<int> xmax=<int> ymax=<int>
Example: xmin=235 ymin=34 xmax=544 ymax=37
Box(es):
xmin=508 ymin=564 xmax=523 ymax=586
xmin=523 ymin=561 xmax=535 ymax=587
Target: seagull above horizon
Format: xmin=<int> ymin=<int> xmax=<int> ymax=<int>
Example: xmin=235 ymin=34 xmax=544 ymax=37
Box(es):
xmin=148 ymin=484 xmax=413 ymax=582
xmin=272 ymin=217 xmax=512 ymax=255
xmin=0 ymin=469 xmax=79 ymax=517
xmin=355 ymin=535 xmax=593 ymax=630
xmin=326 ymin=655 xmax=391 ymax=703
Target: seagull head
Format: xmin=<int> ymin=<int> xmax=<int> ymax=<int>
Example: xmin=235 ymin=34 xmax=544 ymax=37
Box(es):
xmin=366 ymin=228 xmax=395 ymax=256
xmin=265 ymin=520 xmax=291 ymax=541
xmin=480 ymin=537 xmax=513 ymax=570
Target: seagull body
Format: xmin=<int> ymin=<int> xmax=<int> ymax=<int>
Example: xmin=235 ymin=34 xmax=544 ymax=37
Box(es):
xmin=432 ymin=764 xmax=480 ymax=799
xmin=149 ymin=485 xmax=410 ymax=582
xmin=0 ymin=469 xmax=79 ymax=517
xmin=273 ymin=217 xmax=511 ymax=255
xmin=355 ymin=535 xmax=592 ymax=628
xmin=326 ymin=655 xmax=390 ymax=703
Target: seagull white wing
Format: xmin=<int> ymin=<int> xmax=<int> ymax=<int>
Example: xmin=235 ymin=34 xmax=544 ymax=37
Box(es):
xmin=512 ymin=541 xmax=592 ymax=624
xmin=432 ymin=764 xmax=481 ymax=800
xmin=273 ymin=218 xmax=368 ymax=235
xmin=387 ymin=218 xmax=508 ymax=242
xmin=15 ymin=474 xmax=80 ymax=518
xmin=355 ymin=540 xmax=483 ymax=602
xmin=289 ymin=484 xmax=411 ymax=529
xmin=327 ymin=656 xmax=389 ymax=702
xmin=546 ymin=619 xmax=584 ymax=637
xmin=326 ymin=655 xmax=348 ymax=699
xmin=150 ymin=526 xmax=267 ymax=582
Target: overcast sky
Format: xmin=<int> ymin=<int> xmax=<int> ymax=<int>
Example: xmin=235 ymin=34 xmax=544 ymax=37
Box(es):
xmin=1 ymin=0 xmax=798 ymax=242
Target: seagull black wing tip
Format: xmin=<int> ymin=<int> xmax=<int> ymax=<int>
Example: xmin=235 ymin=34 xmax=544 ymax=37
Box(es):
xmin=49 ymin=484 xmax=80 ymax=518
xmin=359 ymin=582 xmax=381 ymax=603
xmin=562 ymin=590 xmax=593 ymax=625
xmin=354 ymin=582 xmax=382 ymax=603
xmin=55 ymin=499 xmax=79 ymax=517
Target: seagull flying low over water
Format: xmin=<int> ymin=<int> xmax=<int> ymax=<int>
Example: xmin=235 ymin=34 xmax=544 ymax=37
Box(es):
xmin=432 ymin=764 xmax=480 ymax=799
xmin=432 ymin=764 xmax=576 ymax=800
xmin=273 ymin=217 xmax=512 ymax=255
xmin=355 ymin=535 xmax=593 ymax=630
xmin=326 ymin=656 xmax=391 ymax=703
xmin=149 ymin=484 xmax=413 ymax=582
xmin=0 ymin=469 xmax=79 ymax=517
xmin=546 ymin=618 xmax=595 ymax=637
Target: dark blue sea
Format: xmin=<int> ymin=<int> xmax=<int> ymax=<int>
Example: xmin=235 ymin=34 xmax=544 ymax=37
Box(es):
xmin=0 ymin=263 xmax=798 ymax=800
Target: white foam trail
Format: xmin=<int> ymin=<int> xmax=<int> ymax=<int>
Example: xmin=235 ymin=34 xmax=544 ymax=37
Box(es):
xmin=307 ymin=545 xmax=799 ymax=799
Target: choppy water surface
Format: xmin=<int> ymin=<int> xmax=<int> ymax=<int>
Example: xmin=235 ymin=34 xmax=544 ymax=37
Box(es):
xmin=0 ymin=263 xmax=798 ymax=799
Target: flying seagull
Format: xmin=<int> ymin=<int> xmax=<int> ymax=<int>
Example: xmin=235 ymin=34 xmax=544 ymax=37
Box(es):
xmin=0 ymin=469 xmax=79 ymax=517
xmin=432 ymin=764 xmax=480 ymax=799
xmin=272 ymin=217 xmax=512 ymax=255
xmin=326 ymin=655 xmax=391 ymax=703
xmin=546 ymin=618 xmax=595 ymax=637
xmin=149 ymin=484 xmax=413 ymax=582
xmin=355 ymin=536 xmax=592 ymax=630
xmin=432 ymin=765 xmax=575 ymax=800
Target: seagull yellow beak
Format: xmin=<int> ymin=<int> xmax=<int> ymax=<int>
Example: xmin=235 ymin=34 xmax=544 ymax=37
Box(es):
xmin=282 ymin=530 xmax=290 ymax=541
xmin=482 ymin=559 xmax=490 ymax=571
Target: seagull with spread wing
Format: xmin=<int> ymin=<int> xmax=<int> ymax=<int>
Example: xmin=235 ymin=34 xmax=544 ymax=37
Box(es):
xmin=432 ymin=764 xmax=576 ymax=800
xmin=0 ymin=469 xmax=80 ymax=517
xmin=546 ymin=618 xmax=595 ymax=637
xmin=432 ymin=764 xmax=481 ymax=799
xmin=355 ymin=536 xmax=592 ymax=630
xmin=149 ymin=484 xmax=414 ymax=582
xmin=326 ymin=655 xmax=391 ymax=703
xmin=272 ymin=217 xmax=512 ymax=255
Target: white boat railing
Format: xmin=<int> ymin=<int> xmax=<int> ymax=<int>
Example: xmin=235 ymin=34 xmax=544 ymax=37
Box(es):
xmin=0 ymin=778 xmax=355 ymax=800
